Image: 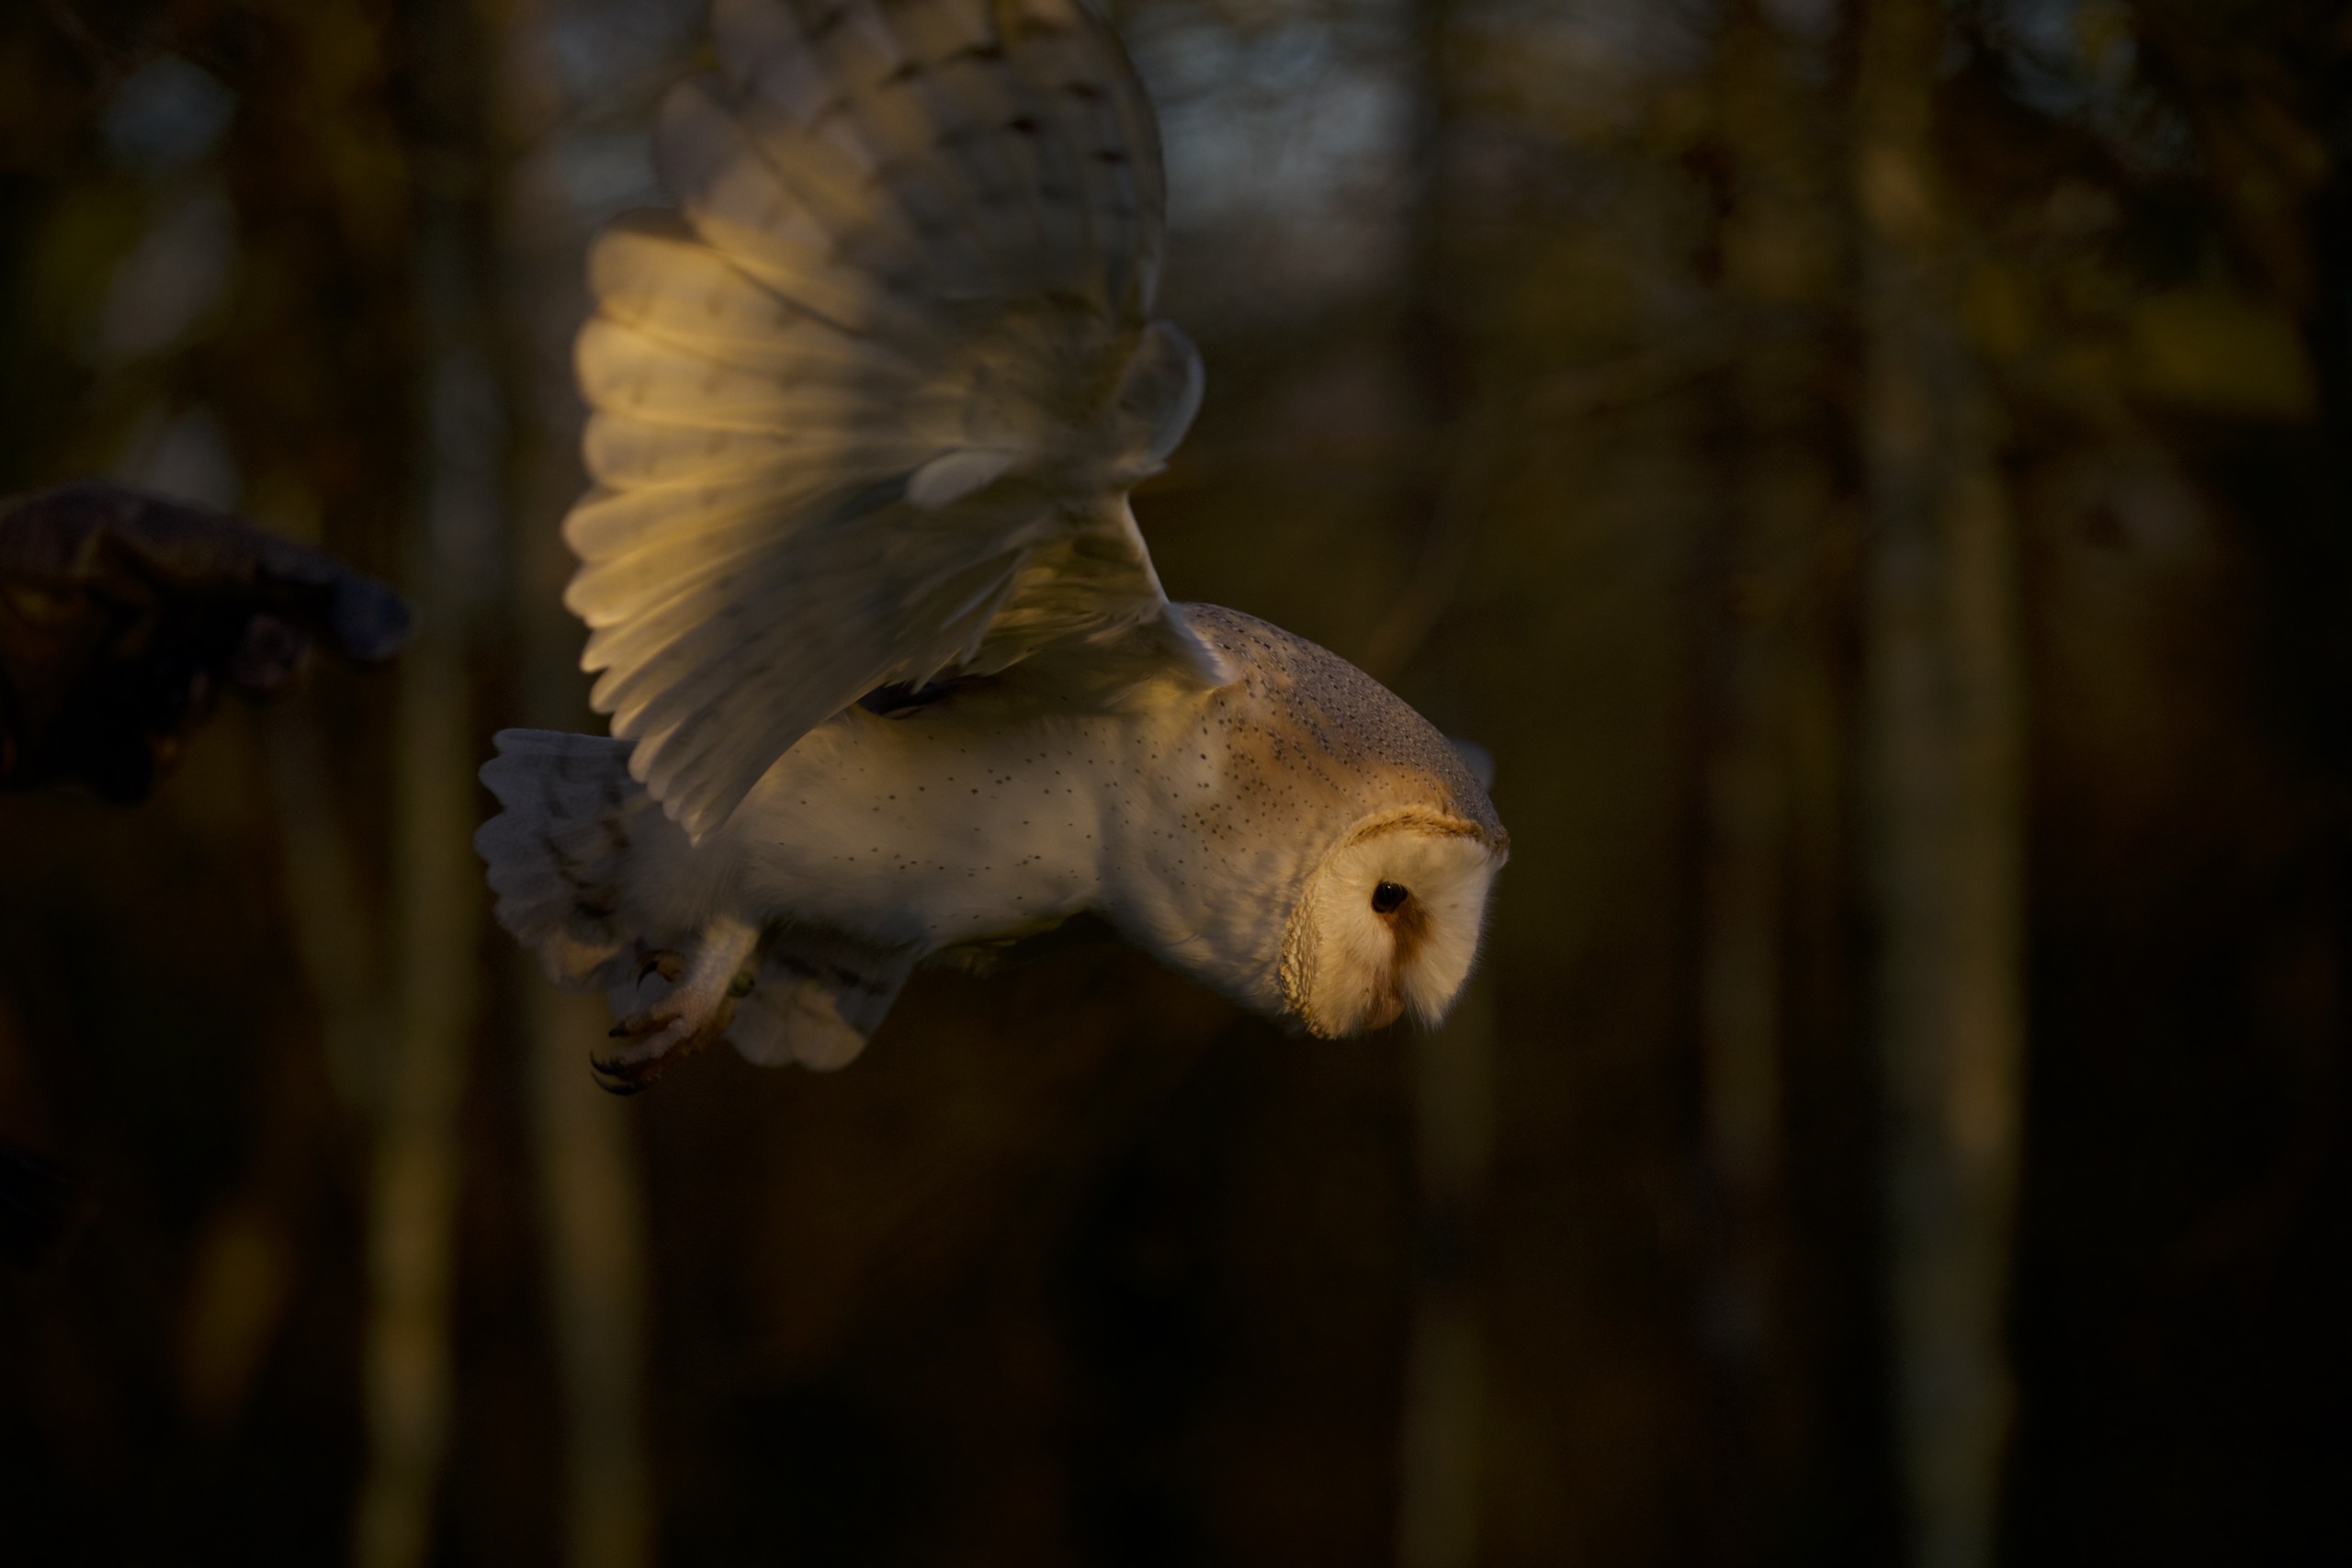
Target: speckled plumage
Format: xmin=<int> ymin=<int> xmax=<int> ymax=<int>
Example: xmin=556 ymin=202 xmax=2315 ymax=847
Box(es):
xmin=474 ymin=0 xmax=1508 ymax=1086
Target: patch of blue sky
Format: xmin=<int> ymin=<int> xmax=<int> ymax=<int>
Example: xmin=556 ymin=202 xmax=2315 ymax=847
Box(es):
xmin=543 ymin=0 xmax=707 ymax=110
xmin=1132 ymin=4 xmax=1414 ymax=306
xmin=1984 ymin=0 xmax=2189 ymax=173
xmin=548 ymin=130 xmax=664 ymax=227
xmin=101 ymin=56 xmax=236 ymax=175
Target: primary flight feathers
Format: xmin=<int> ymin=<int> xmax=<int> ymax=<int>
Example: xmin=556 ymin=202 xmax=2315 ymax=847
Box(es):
xmin=565 ymin=0 xmax=1222 ymax=841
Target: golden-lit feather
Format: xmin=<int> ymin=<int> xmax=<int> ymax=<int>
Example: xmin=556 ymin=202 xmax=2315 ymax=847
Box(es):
xmin=565 ymin=0 xmax=1215 ymax=843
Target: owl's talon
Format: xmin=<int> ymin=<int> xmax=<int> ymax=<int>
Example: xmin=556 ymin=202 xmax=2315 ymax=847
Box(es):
xmin=588 ymin=930 xmax=755 ymax=1090
xmin=589 ymin=1034 xmax=677 ymax=1091
xmin=589 ymin=1061 xmax=648 ymax=1096
xmin=610 ymin=1008 xmax=695 ymax=1055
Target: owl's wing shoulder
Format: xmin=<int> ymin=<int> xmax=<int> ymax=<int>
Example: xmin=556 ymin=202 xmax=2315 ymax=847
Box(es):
xmin=566 ymin=0 xmax=1221 ymax=843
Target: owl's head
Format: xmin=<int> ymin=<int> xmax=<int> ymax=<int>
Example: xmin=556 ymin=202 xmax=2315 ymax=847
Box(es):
xmin=1279 ymin=807 xmax=1507 ymax=1038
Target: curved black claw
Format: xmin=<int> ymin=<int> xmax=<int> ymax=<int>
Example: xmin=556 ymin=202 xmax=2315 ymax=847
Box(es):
xmin=589 ymin=1052 xmax=655 ymax=1095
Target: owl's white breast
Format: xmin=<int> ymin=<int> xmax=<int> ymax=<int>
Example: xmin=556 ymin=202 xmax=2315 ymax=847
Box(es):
xmin=703 ymin=702 xmax=1125 ymax=951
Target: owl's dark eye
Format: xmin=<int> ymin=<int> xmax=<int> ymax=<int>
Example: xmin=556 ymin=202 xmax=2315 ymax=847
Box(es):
xmin=1372 ymin=882 xmax=1410 ymax=915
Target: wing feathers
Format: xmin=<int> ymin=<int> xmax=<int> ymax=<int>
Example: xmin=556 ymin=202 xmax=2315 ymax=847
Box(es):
xmin=588 ymin=214 xmax=909 ymax=382
xmin=567 ymin=0 xmax=1219 ymax=841
xmin=565 ymin=479 xmax=788 ymax=559
xmin=907 ymin=447 xmax=1020 ymax=507
xmin=582 ymin=409 xmax=927 ymax=489
xmin=578 ymin=318 xmax=870 ymax=432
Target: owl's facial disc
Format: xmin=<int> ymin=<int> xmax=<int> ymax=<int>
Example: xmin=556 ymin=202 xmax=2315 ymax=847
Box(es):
xmin=1281 ymin=812 xmax=1504 ymax=1039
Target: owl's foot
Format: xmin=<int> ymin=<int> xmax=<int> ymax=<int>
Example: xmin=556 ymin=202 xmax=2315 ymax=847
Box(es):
xmin=591 ymin=917 xmax=762 ymax=1094
xmin=593 ymin=1011 xmax=728 ymax=1095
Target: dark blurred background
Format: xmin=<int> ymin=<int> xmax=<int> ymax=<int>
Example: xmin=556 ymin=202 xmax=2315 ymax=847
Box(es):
xmin=3 ymin=0 xmax=2350 ymax=1563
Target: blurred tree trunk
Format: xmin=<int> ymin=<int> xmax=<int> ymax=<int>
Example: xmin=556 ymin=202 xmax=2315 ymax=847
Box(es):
xmin=354 ymin=0 xmax=503 ymax=1561
xmin=224 ymin=0 xmax=417 ymax=1145
xmin=1853 ymin=4 xmax=2027 ymax=1566
xmin=1397 ymin=973 xmax=1491 ymax=1568
xmin=1386 ymin=1 xmax=1491 ymax=1566
xmin=353 ymin=298 xmax=494 ymax=1568
xmin=488 ymin=1 xmax=657 ymax=1563
xmin=1691 ymin=3 xmax=1855 ymax=1558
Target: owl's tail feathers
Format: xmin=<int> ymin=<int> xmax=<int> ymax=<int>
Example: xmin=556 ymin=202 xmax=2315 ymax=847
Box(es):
xmin=474 ymin=728 xmax=653 ymax=988
xmin=476 ymin=728 xmax=917 ymax=1075
xmin=721 ymin=930 xmax=919 ymax=1073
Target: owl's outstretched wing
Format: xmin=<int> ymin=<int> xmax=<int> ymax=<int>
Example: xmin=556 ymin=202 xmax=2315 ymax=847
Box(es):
xmin=566 ymin=0 xmax=1225 ymax=842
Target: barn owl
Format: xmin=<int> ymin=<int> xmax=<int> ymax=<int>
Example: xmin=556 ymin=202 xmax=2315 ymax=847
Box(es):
xmin=476 ymin=0 xmax=1508 ymax=1089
